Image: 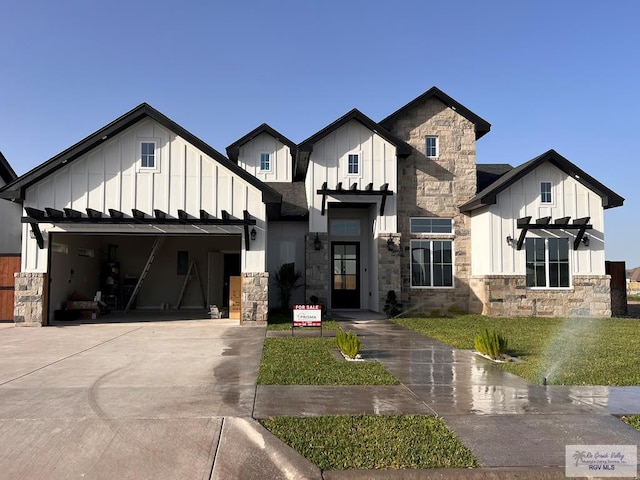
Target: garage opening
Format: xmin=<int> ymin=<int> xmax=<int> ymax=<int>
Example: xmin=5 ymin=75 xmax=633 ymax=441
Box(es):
xmin=49 ymin=233 xmax=241 ymax=323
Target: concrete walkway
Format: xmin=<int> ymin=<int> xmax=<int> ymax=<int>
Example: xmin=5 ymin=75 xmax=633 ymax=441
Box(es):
xmin=256 ymin=317 xmax=640 ymax=478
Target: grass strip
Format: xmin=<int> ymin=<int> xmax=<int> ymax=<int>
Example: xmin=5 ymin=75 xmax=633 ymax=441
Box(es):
xmin=621 ymin=415 xmax=640 ymax=431
xmin=260 ymin=414 xmax=478 ymax=470
xmin=396 ymin=315 xmax=640 ymax=386
xmin=258 ymin=337 xmax=399 ymax=385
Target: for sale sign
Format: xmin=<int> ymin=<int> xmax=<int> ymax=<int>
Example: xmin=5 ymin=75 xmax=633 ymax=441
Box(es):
xmin=293 ymin=305 xmax=322 ymax=327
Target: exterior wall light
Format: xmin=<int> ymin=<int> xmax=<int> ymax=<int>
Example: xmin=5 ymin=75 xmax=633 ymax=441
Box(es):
xmin=506 ymin=235 xmax=514 ymax=246
xmin=387 ymin=236 xmax=395 ymax=251
xmin=250 ymin=227 xmax=257 ymax=241
xmin=582 ymin=235 xmax=589 ymax=247
xmin=314 ymin=233 xmax=322 ymax=250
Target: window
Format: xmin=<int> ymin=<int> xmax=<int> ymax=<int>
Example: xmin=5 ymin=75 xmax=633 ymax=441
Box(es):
xmin=526 ymin=238 xmax=570 ymax=288
xmin=347 ymin=153 xmax=359 ymax=175
xmin=540 ymin=181 xmax=552 ymax=203
xmin=410 ymin=218 xmax=453 ymax=234
xmin=141 ymin=142 xmax=156 ymax=168
xmin=411 ymin=240 xmax=453 ymax=287
xmin=425 ymin=136 xmax=438 ymax=157
xmin=260 ymin=153 xmax=271 ymax=171
xmin=330 ymin=219 xmax=360 ymax=236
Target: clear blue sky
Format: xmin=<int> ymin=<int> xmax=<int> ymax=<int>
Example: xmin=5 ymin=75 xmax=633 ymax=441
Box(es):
xmin=1 ymin=1 xmax=638 ymax=266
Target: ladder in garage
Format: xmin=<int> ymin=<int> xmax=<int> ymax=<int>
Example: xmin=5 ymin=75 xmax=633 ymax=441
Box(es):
xmin=123 ymin=236 xmax=165 ymax=314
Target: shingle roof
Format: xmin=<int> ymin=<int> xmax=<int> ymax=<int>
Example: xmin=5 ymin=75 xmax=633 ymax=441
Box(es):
xmin=0 ymin=151 xmax=17 ymax=185
xmin=460 ymin=149 xmax=624 ymax=212
xmin=476 ymin=163 xmax=513 ymax=192
xmin=265 ymin=182 xmax=308 ymax=219
xmin=226 ymin=123 xmax=296 ymax=163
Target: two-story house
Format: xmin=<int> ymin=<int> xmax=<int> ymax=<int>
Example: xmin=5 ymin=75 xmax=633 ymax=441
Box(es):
xmin=0 ymin=87 xmax=623 ymax=325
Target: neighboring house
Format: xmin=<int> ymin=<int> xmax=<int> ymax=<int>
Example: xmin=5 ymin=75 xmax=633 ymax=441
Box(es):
xmin=0 ymin=87 xmax=624 ymax=326
xmin=0 ymin=152 xmax=21 ymax=253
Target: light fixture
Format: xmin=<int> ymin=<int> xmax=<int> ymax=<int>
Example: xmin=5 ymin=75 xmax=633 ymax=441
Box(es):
xmin=387 ymin=236 xmax=395 ymax=251
xmin=506 ymin=235 xmax=514 ymax=246
xmin=314 ymin=233 xmax=322 ymax=251
xmin=250 ymin=227 xmax=257 ymax=241
xmin=582 ymin=235 xmax=589 ymax=247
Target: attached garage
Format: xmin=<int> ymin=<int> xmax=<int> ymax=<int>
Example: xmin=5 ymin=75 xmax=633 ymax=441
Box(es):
xmin=0 ymin=103 xmax=281 ymax=326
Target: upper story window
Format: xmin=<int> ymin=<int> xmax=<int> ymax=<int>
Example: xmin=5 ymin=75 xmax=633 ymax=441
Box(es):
xmin=141 ymin=142 xmax=156 ymax=169
xmin=425 ymin=136 xmax=438 ymax=157
xmin=347 ymin=153 xmax=359 ymax=175
xmin=410 ymin=217 xmax=453 ymax=234
xmin=525 ymin=237 xmax=570 ymax=288
xmin=260 ymin=153 xmax=271 ymax=171
xmin=540 ymin=181 xmax=552 ymax=203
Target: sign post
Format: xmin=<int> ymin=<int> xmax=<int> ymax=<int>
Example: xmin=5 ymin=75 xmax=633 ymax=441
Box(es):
xmin=292 ymin=304 xmax=322 ymax=336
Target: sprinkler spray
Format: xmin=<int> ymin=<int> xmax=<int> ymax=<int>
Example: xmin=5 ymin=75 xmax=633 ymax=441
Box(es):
xmin=542 ymin=377 xmax=548 ymax=386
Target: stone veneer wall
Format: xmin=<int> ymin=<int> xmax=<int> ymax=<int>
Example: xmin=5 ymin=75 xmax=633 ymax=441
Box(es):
xmin=385 ymin=97 xmax=476 ymax=312
xmin=469 ymin=275 xmax=612 ymax=317
xmin=305 ymin=233 xmax=329 ymax=308
xmin=14 ymin=272 xmax=48 ymax=326
xmin=241 ymin=272 xmax=268 ymax=324
xmin=378 ymin=234 xmax=402 ymax=313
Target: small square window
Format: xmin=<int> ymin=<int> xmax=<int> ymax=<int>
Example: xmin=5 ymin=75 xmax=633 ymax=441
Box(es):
xmin=425 ymin=136 xmax=438 ymax=157
xmin=260 ymin=153 xmax=271 ymax=171
xmin=347 ymin=153 xmax=359 ymax=175
xmin=141 ymin=142 xmax=156 ymax=168
xmin=540 ymin=182 xmax=552 ymax=203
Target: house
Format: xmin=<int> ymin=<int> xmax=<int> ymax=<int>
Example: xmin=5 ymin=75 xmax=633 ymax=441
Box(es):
xmin=0 ymin=152 xmax=21 ymax=321
xmin=0 ymin=87 xmax=624 ymax=326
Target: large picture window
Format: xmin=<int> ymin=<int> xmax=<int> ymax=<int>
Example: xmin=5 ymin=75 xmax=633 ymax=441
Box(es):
xmin=411 ymin=240 xmax=453 ymax=287
xmin=526 ymin=237 xmax=570 ymax=288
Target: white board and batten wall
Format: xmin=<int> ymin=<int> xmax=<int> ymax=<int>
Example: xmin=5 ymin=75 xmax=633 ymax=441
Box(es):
xmin=20 ymin=118 xmax=268 ymax=273
xmin=471 ymin=163 xmax=606 ymax=276
xmin=305 ymin=120 xmax=398 ymax=235
xmin=236 ymin=132 xmax=292 ymax=183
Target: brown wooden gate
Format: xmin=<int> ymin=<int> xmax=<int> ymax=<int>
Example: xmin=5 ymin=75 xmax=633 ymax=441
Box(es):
xmin=0 ymin=255 xmax=21 ymax=321
xmin=605 ymin=261 xmax=627 ymax=317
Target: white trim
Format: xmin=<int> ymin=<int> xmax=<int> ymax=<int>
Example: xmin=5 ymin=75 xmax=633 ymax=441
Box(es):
xmin=539 ymin=180 xmax=554 ymax=205
xmin=345 ymin=151 xmax=361 ymax=177
xmin=524 ymin=237 xmax=572 ymax=289
xmin=409 ymin=239 xmax=455 ymax=288
xmin=409 ymin=217 xmax=453 ymax=235
xmin=425 ymin=136 xmax=438 ymax=158
xmin=259 ymin=152 xmax=272 ymax=172
xmin=137 ymin=139 xmax=160 ymax=172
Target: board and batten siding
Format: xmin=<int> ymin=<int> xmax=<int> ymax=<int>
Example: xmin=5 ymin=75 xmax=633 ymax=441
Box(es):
xmin=21 ymin=118 xmax=267 ymax=273
xmin=237 ymin=132 xmax=292 ymax=182
xmin=305 ymin=120 xmax=398 ymax=233
xmin=471 ymin=163 xmax=605 ymax=276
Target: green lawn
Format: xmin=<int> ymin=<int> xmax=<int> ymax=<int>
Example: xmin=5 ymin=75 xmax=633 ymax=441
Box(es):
xmin=267 ymin=313 xmax=341 ymax=331
xmin=258 ymin=336 xmax=399 ymax=385
xmin=622 ymin=415 xmax=640 ymax=431
xmin=260 ymin=415 xmax=478 ymax=470
xmin=396 ymin=315 xmax=640 ymax=386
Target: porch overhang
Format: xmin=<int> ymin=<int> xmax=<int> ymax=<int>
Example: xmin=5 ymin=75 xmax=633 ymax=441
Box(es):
xmin=515 ymin=216 xmax=592 ymax=251
xmin=316 ymin=182 xmax=393 ymax=216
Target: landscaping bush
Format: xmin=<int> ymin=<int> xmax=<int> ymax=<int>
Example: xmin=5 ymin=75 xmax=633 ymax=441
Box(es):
xmin=336 ymin=328 xmax=361 ymax=359
xmin=383 ymin=290 xmax=402 ymax=318
xmin=474 ymin=328 xmax=508 ymax=360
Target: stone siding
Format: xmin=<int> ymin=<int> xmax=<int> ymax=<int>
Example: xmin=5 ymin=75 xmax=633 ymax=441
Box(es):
xmin=378 ymin=234 xmax=402 ymax=313
xmin=241 ymin=272 xmax=268 ymax=325
xmin=305 ymin=233 xmax=329 ymax=308
xmin=386 ymin=96 xmax=476 ymax=313
xmin=469 ymin=275 xmax=612 ymax=317
xmin=14 ymin=272 xmax=48 ymax=326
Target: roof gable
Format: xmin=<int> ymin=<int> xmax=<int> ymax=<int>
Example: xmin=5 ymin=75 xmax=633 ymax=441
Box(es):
xmin=0 ymin=103 xmax=281 ymax=204
xmin=379 ymin=86 xmax=491 ymax=140
xmin=226 ymin=123 xmax=296 ymax=162
xmin=0 ymin=151 xmax=17 ymax=185
xmin=460 ymin=149 xmax=624 ymax=212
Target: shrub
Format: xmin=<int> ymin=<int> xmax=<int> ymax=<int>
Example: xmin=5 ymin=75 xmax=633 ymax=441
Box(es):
xmin=336 ymin=328 xmax=361 ymax=359
xmin=383 ymin=290 xmax=402 ymax=318
xmin=474 ymin=328 xmax=508 ymax=360
xmin=274 ymin=263 xmax=302 ymax=312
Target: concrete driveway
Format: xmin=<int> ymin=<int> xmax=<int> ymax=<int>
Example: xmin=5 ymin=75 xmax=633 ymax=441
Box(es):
xmin=0 ymin=319 xmax=267 ymax=479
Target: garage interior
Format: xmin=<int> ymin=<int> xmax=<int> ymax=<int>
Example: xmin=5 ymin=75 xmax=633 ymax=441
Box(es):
xmin=49 ymin=233 xmax=241 ymax=323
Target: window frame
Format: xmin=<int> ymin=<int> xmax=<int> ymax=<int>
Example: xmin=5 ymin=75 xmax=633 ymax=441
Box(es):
xmin=410 ymin=239 xmax=454 ymax=288
xmin=138 ymin=139 xmax=160 ymax=172
xmin=410 ymin=217 xmax=454 ymax=235
xmin=260 ymin=152 xmax=271 ymax=172
xmin=425 ymin=136 xmax=438 ymax=158
xmin=540 ymin=181 xmax=553 ymax=204
xmin=525 ymin=237 xmax=571 ymax=289
xmin=346 ymin=152 xmax=361 ymax=176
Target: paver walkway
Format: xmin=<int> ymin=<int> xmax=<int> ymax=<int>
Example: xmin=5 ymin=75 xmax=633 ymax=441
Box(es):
xmin=255 ymin=316 xmax=640 ymax=476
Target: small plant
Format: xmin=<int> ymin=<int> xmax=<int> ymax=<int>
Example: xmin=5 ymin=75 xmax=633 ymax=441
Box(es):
xmin=474 ymin=328 xmax=508 ymax=360
xmin=383 ymin=290 xmax=403 ymax=318
xmin=335 ymin=328 xmax=361 ymax=359
xmin=274 ymin=263 xmax=302 ymax=313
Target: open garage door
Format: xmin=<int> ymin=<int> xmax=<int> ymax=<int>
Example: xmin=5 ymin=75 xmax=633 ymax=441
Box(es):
xmin=49 ymin=233 xmax=241 ymax=323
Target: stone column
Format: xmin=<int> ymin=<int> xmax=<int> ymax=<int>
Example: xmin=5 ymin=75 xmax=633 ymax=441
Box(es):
xmin=14 ymin=272 xmax=48 ymax=327
xmin=241 ymin=272 xmax=268 ymax=325
xmin=378 ymin=234 xmax=402 ymax=313
xmin=305 ymin=233 xmax=329 ymax=309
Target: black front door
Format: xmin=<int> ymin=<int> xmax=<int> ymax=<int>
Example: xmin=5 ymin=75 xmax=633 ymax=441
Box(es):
xmin=331 ymin=242 xmax=360 ymax=309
